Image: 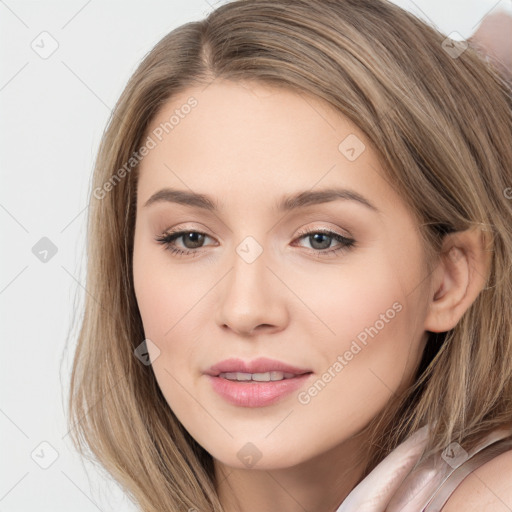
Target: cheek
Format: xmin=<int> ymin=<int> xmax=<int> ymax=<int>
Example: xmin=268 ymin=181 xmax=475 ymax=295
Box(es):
xmin=297 ymin=275 xmax=423 ymax=441
xmin=133 ymin=242 xmax=168 ymax=339
xmin=305 ymin=254 xmax=404 ymax=344
xmin=308 ymin=253 xmax=424 ymax=394
xmin=132 ymin=237 xmax=213 ymax=397
xmin=132 ymin=243 xmax=199 ymax=411
xmin=133 ymin=235 xmax=199 ymax=340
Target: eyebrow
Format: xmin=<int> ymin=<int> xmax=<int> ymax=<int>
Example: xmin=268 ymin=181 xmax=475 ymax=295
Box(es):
xmin=143 ymin=187 xmax=380 ymax=213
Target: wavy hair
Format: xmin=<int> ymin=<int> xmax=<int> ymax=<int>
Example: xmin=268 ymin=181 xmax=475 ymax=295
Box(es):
xmin=66 ymin=1 xmax=512 ymax=510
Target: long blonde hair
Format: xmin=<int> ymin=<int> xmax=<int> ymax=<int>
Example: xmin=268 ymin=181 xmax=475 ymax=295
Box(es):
xmin=67 ymin=1 xmax=512 ymax=510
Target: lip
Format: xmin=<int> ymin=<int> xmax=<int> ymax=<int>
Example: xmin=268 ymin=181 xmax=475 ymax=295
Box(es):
xmin=204 ymin=357 xmax=312 ymax=376
xmin=204 ymin=357 xmax=313 ymax=407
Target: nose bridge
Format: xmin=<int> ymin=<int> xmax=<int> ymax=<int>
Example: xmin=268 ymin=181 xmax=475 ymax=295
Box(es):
xmin=229 ymin=233 xmax=270 ymax=306
xmin=235 ymin=234 xmax=266 ymax=267
xmin=216 ymin=232 xmax=286 ymax=334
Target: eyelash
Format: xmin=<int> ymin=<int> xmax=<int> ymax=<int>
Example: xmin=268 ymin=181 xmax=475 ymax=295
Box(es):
xmin=154 ymin=227 xmax=356 ymax=258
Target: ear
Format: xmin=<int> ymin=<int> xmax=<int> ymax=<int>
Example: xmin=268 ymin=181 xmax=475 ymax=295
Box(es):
xmin=424 ymin=226 xmax=493 ymax=333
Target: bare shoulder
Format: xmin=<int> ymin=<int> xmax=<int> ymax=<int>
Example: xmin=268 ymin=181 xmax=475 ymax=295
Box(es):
xmin=441 ymin=448 xmax=512 ymax=511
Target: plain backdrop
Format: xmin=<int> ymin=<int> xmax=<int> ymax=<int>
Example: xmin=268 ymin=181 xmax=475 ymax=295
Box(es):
xmin=1 ymin=0 xmax=511 ymax=510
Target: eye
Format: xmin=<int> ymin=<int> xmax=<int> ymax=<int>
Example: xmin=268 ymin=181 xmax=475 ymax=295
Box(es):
xmin=155 ymin=230 xmax=216 ymax=257
xmin=155 ymin=228 xmax=356 ymax=258
xmin=292 ymin=227 xmax=356 ymax=256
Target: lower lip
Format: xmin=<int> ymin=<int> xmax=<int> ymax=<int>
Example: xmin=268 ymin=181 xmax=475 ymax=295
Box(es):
xmin=206 ymin=373 xmax=313 ymax=407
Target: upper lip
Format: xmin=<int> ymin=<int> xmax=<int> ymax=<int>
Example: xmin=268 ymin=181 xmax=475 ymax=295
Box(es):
xmin=205 ymin=357 xmax=312 ymax=376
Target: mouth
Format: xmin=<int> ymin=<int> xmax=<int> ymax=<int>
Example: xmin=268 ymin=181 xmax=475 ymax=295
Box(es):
xmin=205 ymin=356 xmax=312 ymax=377
xmin=204 ymin=357 xmax=313 ymax=407
xmin=217 ymin=370 xmax=305 ymax=382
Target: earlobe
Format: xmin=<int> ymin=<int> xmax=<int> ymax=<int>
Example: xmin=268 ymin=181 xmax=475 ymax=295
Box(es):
xmin=423 ymin=227 xmax=492 ymax=334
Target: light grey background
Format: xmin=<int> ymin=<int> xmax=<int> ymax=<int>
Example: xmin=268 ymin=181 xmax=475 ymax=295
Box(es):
xmin=1 ymin=0 xmax=510 ymax=510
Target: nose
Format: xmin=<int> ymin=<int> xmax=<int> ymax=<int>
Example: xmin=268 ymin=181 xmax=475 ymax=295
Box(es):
xmin=216 ymin=241 xmax=289 ymax=337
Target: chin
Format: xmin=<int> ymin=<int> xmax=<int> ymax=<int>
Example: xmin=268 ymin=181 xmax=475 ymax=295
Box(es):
xmin=207 ymin=439 xmax=311 ymax=471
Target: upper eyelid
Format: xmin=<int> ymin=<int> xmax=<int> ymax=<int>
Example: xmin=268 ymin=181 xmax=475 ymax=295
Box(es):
xmin=161 ymin=220 xmax=352 ymax=237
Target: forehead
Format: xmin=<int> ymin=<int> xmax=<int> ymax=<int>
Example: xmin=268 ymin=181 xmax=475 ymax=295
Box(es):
xmin=136 ymin=80 xmax=404 ymax=218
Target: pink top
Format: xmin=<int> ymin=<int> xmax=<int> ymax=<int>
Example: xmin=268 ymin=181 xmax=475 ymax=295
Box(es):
xmin=337 ymin=425 xmax=512 ymax=511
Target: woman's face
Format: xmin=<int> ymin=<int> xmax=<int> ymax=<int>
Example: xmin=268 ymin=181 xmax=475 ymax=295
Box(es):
xmin=133 ymin=79 xmax=432 ymax=470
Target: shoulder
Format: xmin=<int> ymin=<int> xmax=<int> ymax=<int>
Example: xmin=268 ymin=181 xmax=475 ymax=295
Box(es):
xmin=441 ymin=448 xmax=512 ymax=511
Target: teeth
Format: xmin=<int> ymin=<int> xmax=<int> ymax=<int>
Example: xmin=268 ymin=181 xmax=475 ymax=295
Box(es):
xmin=253 ymin=372 xmax=271 ymax=381
xmin=224 ymin=372 xmax=252 ymax=381
xmin=219 ymin=371 xmax=297 ymax=381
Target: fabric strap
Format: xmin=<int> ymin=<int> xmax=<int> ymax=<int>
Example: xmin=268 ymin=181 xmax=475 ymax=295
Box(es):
xmin=423 ymin=436 xmax=512 ymax=511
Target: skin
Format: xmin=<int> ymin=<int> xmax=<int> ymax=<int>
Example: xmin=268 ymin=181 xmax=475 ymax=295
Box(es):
xmin=132 ymin=79 xmax=493 ymax=512
xmin=469 ymin=11 xmax=512 ymax=82
xmin=443 ymin=447 xmax=512 ymax=511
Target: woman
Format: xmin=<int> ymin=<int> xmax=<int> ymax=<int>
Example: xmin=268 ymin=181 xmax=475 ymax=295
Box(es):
xmin=67 ymin=1 xmax=512 ymax=510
